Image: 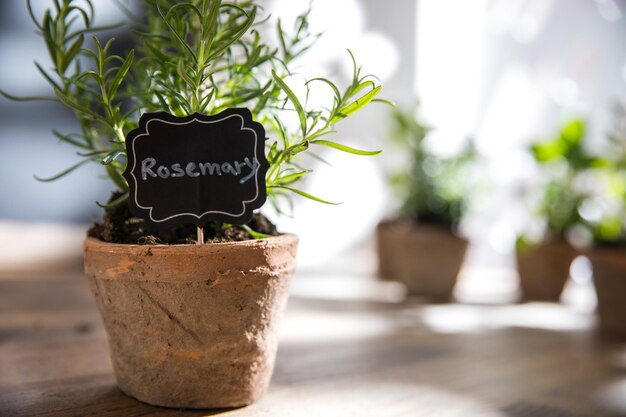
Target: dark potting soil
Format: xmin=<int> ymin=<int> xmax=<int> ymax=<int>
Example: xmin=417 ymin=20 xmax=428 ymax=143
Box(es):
xmin=412 ymin=212 xmax=457 ymax=229
xmin=87 ymin=191 xmax=279 ymax=244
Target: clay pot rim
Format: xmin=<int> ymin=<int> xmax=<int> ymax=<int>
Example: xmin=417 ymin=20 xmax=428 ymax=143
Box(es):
xmin=587 ymin=245 xmax=626 ymax=264
xmin=84 ymin=233 xmax=298 ymax=254
xmin=515 ymin=238 xmax=579 ymax=253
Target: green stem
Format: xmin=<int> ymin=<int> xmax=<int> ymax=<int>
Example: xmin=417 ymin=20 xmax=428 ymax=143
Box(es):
xmin=114 ymin=125 xmax=126 ymax=144
xmin=266 ymin=152 xmax=286 ymax=185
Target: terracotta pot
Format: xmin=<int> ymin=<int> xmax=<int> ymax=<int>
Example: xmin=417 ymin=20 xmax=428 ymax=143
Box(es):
xmin=588 ymin=246 xmax=626 ymax=339
xmin=516 ymin=240 xmax=577 ymax=302
xmin=376 ymin=219 xmax=468 ymax=300
xmin=83 ymin=234 xmax=298 ymax=409
xmin=376 ymin=219 xmax=406 ymax=281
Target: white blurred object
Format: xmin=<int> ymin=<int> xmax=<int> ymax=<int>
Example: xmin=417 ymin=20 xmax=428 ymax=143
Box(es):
xmin=476 ymin=64 xmax=547 ymax=157
xmin=0 ymin=221 xmax=85 ymax=276
xmin=272 ymin=149 xmax=387 ymax=270
xmin=266 ymin=0 xmax=364 ymax=67
xmin=416 ymin=0 xmax=487 ymax=141
xmin=338 ymin=31 xmax=400 ymax=83
xmin=560 ymin=255 xmax=597 ymax=313
xmin=595 ymin=0 xmax=623 ymax=22
xmin=421 ymin=302 xmax=594 ymax=334
xmin=454 ymin=265 xmax=520 ymax=304
xmin=266 ymin=0 xmax=400 ymax=85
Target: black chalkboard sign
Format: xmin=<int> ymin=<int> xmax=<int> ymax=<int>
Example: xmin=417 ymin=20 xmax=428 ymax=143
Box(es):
xmin=123 ymin=109 xmax=268 ymax=229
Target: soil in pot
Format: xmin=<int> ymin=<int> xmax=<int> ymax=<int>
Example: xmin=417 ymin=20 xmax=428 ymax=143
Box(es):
xmin=88 ymin=192 xmax=279 ymax=244
xmin=84 ymin=193 xmax=297 ymax=408
xmin=376 ymin=219 xmax=468 ymax=301
xmin=588 ymin=245 xmax=626 ymax=340
xmin=516 ymin=239 xmax=577 ymax=302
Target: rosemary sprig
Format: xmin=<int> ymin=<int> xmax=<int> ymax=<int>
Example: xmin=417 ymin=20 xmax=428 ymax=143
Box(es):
xmin=2 ymin=0 xmax=389 ymax=216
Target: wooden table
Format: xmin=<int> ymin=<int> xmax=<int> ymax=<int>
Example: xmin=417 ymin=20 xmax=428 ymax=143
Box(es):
xmin=2 ymin=271 xmax=626 ymax=417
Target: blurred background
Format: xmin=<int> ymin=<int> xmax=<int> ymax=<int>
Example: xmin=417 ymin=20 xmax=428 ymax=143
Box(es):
xmin=1 ymin=0 xmax=625 ymax=304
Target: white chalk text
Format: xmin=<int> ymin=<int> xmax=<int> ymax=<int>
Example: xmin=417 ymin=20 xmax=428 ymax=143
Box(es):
xmin=141 ymin=157 xmax=260 ymax=184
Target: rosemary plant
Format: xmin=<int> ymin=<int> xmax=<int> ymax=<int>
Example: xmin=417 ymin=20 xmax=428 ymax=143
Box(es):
xmin=2 ymin=0 xmax=386 ymax=222
xmin=388 ymin=104 xmax=474 ymax=229
xmin=517 ymin=117 xmax=626 ymax=249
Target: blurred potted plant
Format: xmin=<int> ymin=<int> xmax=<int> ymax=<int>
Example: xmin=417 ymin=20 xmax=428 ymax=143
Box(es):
xmin=516 ymin=119 xmax=594 ymax=301
xmin=376 ymin=105 xmax=473 ymax=300
xmin=2 ymin=0 xmax=386 ymax=408
xmin=584 ymin=104 xmax=626 ymax=338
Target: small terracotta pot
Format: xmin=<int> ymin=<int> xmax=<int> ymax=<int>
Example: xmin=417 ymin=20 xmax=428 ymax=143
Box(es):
xmin=83 ymin=234 xmax=298 ymax=409
xmin=376 ymin=219 xmax=468 ymax=300
xmin=376 ymin=219 xmax=406 ymax=282
xmin=516 ymin=240 xmax=577 ymax=302
xmin=588 ymin=246 xmax=626 ymax=339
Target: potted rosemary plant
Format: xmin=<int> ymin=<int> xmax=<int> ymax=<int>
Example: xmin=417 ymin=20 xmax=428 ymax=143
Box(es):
xmin=516 ymin=119 xmax=590 ymax=301
xmin=376 ymin=105 xmax=473 ymax=300
xmin=2 ymin=0 xmax=386 ymax=408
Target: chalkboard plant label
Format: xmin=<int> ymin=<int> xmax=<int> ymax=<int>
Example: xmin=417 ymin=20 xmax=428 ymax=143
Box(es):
xmin=123 ymin=109 xmax=268 ymax=229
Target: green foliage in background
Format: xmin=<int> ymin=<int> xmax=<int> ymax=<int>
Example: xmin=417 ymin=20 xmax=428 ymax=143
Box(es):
xmin=388 ymin=105 xmax=474 ymax=229
xmin=527 ymin=119 xmax=595 ymax=240
xmin=589 ymin=104 xmax=626 ymax=244
xmin=1 ymin=0 xmax=386 ymax=216
xmin=521 ymin=113 xmax=626 ymax=248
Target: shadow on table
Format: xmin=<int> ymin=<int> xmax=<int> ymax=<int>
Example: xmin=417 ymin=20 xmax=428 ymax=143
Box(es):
xmin=1 ymin=377 xmax=240 ymax=417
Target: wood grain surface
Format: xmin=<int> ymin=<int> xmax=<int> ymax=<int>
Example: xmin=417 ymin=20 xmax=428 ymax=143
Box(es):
xmin=1 ymin=272 xmax=626 ymax=417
